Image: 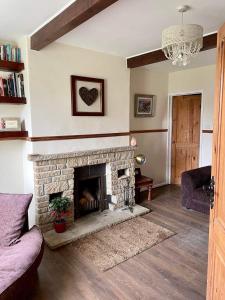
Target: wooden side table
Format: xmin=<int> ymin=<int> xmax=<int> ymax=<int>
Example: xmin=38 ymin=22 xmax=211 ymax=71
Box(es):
xmin=135 ymin=168 xmax=153 ymax=204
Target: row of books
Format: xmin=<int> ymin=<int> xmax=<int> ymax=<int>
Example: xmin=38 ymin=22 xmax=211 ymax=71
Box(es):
xmin=0 ymin=44 xmax=21 ymax=63
xmin=0 ymin=73 xmax=25 ymax=98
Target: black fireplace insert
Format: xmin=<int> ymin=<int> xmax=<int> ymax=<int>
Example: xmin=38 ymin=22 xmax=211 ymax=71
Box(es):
xmin=74 ymin=164 xmax=108 ymax=218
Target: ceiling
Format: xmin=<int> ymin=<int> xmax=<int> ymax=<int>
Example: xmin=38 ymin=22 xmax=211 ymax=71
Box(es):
xmin=0 ymin=0 xmax=73 ymax=41
xmin=0 ymin=0 xmax=224 ymax=58
xmin=59 ymin=0 xmax=224 ymax=57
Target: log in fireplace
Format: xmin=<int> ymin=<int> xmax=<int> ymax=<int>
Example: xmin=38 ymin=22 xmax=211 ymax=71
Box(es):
xmin=74 ymin=164 xmax=108 ymax=218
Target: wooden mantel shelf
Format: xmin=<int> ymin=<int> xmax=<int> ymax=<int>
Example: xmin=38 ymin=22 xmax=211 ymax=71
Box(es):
xmin=0 ymin=60 xmax=24 ymax=72
xmin=0 ymin=131 xmax=28 ymax=140
xmin=0 ymin=96 xmax=26 ymax=104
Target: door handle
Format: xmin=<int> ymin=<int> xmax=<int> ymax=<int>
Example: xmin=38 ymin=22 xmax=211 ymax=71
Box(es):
xmin=203 ymin=176 xmax=215 ymax=209
xmin=209 ymin=176 xmax=215 ymax=209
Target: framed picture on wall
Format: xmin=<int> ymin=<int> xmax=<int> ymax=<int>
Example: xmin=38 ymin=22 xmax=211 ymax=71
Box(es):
xmin=0 ymin=117 xmax=21 ymax=131
xmin=71 ymin=75 xmax=105 ymax=116
xmin=134 ymin=94 xmax=156 ymax=117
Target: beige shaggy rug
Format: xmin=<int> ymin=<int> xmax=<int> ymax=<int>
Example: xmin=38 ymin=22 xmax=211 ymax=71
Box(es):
xmin=73 ymin=216 xmax=175 ymax=271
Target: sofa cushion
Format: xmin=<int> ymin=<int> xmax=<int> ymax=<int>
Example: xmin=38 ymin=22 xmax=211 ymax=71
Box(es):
xmin=0 ymin=226 xmax=43 ymax=295
xmin=0 ymin=193 xmax=32 ymax=247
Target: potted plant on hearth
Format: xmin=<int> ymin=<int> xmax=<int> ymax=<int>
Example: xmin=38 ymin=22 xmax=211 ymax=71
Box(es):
xmin=49 ymin=197 xmax=71 ymax=233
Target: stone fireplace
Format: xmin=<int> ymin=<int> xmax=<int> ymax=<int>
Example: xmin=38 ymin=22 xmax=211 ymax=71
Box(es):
xmin=29 ymin=146 xmax=135 ymax=232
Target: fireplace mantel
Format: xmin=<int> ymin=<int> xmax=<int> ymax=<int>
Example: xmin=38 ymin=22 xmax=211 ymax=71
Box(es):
xmin=28 ymin=146 xmax=135 ymax=162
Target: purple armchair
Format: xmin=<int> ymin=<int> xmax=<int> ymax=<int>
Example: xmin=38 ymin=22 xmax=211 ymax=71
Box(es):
xmin=181 ymin=166 xmax=211 ymax=215
xmin=0 ymin=193 xmax=44 ymax=300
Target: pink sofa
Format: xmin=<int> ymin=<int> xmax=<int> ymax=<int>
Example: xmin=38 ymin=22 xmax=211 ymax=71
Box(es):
xmin=0 ymin=194 xmax=44 ymax=300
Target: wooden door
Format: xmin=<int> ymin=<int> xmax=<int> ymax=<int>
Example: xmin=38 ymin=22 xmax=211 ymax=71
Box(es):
xmin=171 ymin=94 xmax=201 ymax=184
xmin=207 ymin=23 xmax=225 ymax=299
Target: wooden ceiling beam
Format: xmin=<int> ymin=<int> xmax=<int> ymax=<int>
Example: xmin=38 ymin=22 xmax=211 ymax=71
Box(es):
xmin=31 ymin=0 xmax=119 ymax=51
xmin=127 ymin=32 xmax=217 ymax=68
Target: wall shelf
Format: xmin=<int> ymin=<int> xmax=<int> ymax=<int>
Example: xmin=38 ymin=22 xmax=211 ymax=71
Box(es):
xmin=0 ymin=96 xmax=26 ymax=104
xmin=0 ymin=60 xmax=24 ymax=72
xmin=0 ymin=131 xmax=28 ymax=140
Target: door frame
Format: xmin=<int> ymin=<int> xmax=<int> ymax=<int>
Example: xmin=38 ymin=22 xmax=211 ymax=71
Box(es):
xmin=166 ymin=90 xmax=204 ymax=183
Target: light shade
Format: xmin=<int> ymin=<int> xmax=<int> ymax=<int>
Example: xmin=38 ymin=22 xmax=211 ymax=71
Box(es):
xmin=162 ymin=24 xmax=203 ymax=66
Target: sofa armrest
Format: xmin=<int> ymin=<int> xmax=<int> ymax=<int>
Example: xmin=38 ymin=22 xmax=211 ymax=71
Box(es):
xmin=0 ymin=226 xmax=44 ymax=300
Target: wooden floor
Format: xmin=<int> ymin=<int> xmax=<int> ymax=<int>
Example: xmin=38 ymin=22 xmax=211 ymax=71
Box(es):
xmin=32 ymin=185 xmax=209 ymax=300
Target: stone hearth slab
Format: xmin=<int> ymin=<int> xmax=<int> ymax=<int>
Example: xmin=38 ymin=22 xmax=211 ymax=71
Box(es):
xmin=44 ymin=205 xmax=150 ymax=249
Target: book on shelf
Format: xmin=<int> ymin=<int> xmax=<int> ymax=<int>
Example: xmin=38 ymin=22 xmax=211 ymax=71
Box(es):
xmin=17 ymin=74 xmax=25 ymax=97
xmin=0 ymin=44 xmax=21 ymax=63
xmin=2 ymin=79 xmax=8 ymax=96
xmin=0 ymin=78 xmax=4 ymax=96
xmin=0 ymin=72 xmax=25 ymax=98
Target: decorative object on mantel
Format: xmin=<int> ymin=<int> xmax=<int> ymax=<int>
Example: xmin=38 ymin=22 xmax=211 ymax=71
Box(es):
xmin=49 ymin=197 xmax=71 ymax=233
xmin=130 ymin=136 xmax=137 ymax=146
xmin=135 ymin=94 xmax=156 ymax=117
xmin=0 ymin=117 xmax=21 ymax=131
xmin=71 ymin=75 xmax=104 ymax=116
xmin=162 ymin=5 xmax=203 ymax=66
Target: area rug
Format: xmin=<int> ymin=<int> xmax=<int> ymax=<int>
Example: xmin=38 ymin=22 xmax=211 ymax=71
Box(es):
xmin=73 ymin=216 xmax=175 ymax=271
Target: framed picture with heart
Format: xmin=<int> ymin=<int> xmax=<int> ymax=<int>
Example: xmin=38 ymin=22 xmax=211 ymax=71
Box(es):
xmin=71 ymin=75 xmax=105 ymax=116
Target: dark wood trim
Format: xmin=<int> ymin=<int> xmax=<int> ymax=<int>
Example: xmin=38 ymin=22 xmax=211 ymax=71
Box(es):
xmin=0 ymin=96 xmax=26 ymax=105
xmin=0 ymin=129 xmax=169 ymax=142
xmin=27 ymin=129 xmax=168 ymax=142
xmin=130 ymin=129 xmax=168 ymax=134
xmin=0 ymin=131 xmax=28 ymax=140
xmin=127 ymin=33 xmax=217 ymax=68
xmin=128 ymin=49 xmax=165 ymax=68
xmin=202 ymin=129 xmax=213 ymax=133
xmin=202 ymin=33 xmax=217 ymax=51
xmin=0 ymin=60 xmax=24 ymax=72
xmin=71 ymin=75 xmax=104 ymax=116
xmin=27 ymin=132 xmax=130 ymax=142
xmin=31 ymin=0 xmax=119 ymax=50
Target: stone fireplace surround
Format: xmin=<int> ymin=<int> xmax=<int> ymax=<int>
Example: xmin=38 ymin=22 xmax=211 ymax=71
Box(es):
xmin=29 ymin=146 xmax=135 ymax=232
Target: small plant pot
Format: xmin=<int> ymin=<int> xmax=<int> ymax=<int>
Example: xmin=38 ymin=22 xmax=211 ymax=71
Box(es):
xmin=54 ymin=219 xmax=66 ymax=233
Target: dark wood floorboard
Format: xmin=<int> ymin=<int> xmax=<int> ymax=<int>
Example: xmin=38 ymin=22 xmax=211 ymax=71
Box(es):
xmin=32 ymin=185 xmax=209 ymax=300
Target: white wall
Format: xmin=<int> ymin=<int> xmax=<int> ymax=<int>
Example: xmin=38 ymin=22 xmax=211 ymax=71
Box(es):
xmin=0 ymin=39 xmax=131 ymax=226
xmin=0 ymin=35 xmax=216 ymax=224
xmin=26 ymin=40 xmax=130 ymax=153
xmin=168 ymin=64 xmax=216 ymax=166
xmin=130 ymin=67 xmax=169 ymax=129
xmin=0 ymin=141 xmax=24 ymax=193
xmin=129 ymin=64 xmax=216 ymax=186
xmin=130 ymin=67 xmax=169 ymax=186
xmin=0 ymin=37 xmax=30 ymax=194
